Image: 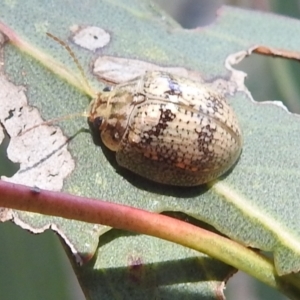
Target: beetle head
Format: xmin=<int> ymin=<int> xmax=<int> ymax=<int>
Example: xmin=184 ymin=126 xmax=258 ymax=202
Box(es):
xmin=88 ymin=90 xmax=133 ymax=152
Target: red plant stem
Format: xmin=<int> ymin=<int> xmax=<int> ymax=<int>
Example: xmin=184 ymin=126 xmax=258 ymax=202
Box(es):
xmin=0 ymin=179 xmax=283 ymax=292
xmin=0 ymin=180 xmax=204 ymax=244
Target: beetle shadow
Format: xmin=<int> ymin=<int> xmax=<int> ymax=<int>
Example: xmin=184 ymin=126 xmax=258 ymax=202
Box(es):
xmin=117 ymin=163 xmax=240 ymax=199
xmin=88 ymin=121 xmax=240 ymax=199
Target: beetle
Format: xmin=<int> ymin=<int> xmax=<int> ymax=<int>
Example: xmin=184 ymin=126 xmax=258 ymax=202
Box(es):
xmin=88 ymin=70 xmax=242 ymax=186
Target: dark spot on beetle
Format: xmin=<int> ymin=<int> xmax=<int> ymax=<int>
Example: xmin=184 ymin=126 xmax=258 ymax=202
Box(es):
xmin=141 ymin=108 xmax=176 ymax=145
xmin=195 ymin=124 xmax=217 ymax=154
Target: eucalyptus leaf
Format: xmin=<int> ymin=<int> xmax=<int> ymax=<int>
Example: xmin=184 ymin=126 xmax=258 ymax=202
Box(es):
xmin=1 ymin=1 xmax=300 ymax=299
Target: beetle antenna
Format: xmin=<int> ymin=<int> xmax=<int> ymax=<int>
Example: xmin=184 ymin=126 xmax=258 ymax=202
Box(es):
xmin=19 ymin=34 xmax=99 ymax=137
xmin=18 ymin=111 xmax=90 ymax=136
xmin=46 ymin=32 xmax=95 ymax=97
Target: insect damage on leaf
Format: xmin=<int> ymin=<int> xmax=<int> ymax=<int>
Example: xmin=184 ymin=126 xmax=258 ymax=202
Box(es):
xmin=93 ymin=55 xmax=205 ymax=84
xmin=0 ymin=75 xmax=75 ymax=191
xmin=70 ymin=25 xmax=110 ymax=52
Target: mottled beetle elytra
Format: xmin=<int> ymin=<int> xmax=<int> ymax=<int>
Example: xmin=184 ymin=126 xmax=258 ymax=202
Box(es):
xmin=24 ymin=33 xmax=242 ymax=187
xmin=89 ymin=71 xmax=242 ymax=186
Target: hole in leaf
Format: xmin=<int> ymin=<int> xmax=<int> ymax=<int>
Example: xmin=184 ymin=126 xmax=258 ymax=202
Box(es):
xmin=0 ymin=222 xmax=85 ymax=299
xmin=0 ymin=125 xmax=20 ymax=177
xmin=225 ymin=270 xmax=285 ymax=300
xmin=153 ymin=0 xmax=221 ymax=28
xmin=236 ymin=53 xmax=300 ymax=114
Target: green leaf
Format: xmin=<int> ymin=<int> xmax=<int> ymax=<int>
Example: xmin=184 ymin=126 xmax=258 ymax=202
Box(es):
xmin=1 ymin=1 xmax=300 ymax=299
xmin=78 ymin=224 xmax=236 ymax=300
